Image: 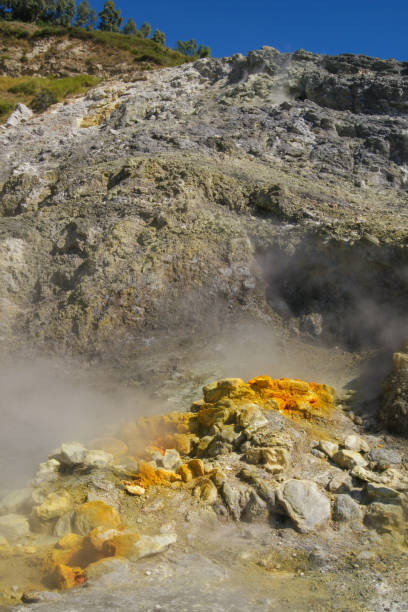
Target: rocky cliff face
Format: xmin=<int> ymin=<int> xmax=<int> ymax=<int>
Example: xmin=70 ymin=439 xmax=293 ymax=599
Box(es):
xmin=0 ymin=47 xmax=407 ymax=373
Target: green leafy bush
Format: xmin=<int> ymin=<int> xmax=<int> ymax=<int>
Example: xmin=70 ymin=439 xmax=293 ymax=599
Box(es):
xmin=0 ymin=99 xmax=13 ymax=115
xmin=30 ymin=88 xmax=58 ymax=112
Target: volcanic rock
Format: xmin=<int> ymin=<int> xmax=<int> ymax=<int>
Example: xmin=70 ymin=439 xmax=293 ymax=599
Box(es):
xmin=276 ymin=479 xmax=331 ymax=532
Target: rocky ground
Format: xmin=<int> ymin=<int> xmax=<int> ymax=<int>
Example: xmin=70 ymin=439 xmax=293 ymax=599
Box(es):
xmin=0 ymin=375 xmax=407 ymax=611
xmin=0 ymin=45 xmax=407 ymax=610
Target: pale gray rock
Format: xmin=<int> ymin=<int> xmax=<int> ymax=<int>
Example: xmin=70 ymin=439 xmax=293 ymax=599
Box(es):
xmin=51 ymin=442 xmax=87 ymax=466
xmin=161 ymin=449 xmax=182 ymax=471
xmin=5 ymin=103 xmax=33 ymax=128
xmin=368 ymin=448 xmax=402 ymax=471
xmin=83 ymin=450 xmax=114 ymax=468
xmin=318 ymin=440 xmax=339 ymax=458
xmin=277 ymin=479 xmax=331 ymax=533
xmin=0 ymin=513 xmax=30 ymax=541
xmin=127 ymin=533 xmax=177 ymax=561
xmin=31 ymin=459 xmax=60 ymax=487
xmin=333 ymin=494 xmax=363 ymax=522
xmin=241 ymin=491 xmax=268 ymax=522
xmin=343 ymin=435 xmax=370 ymax=453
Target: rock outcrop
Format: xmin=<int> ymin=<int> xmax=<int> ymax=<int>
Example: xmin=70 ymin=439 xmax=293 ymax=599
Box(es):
xmin=380 ymin=339 xmax=408 ymax=434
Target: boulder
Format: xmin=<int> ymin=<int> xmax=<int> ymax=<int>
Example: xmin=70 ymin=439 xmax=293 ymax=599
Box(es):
xmin=241 ymin=491 xmax=268 ymax=522
xmin=51 ymin=442 xmax=87 ymax=467
xmin=332 ymin=449 xmax=368 ymax=470
xmin=161 ymin=449 xmax=182 ymax=471
xmin=277 ymin=479 xmax=331 ymax=533
xmin=332 ymin=494 xmax=363 ymax=522
xmin=0 ymin=513 xmax=30 ymax=541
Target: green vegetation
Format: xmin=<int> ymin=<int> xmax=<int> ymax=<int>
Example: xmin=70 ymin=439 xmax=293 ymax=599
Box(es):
xmin=0 ymin=1 xmax=211 ymax=58
xmin=0 ymin=73 xmax=99 ymax=119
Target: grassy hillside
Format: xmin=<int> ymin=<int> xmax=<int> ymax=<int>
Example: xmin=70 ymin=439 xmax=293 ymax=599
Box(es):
xmin=0 ymin=20 xmax=189 ymax=122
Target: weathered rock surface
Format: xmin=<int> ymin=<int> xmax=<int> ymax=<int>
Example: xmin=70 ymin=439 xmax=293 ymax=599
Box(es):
xmin=380 ymin=340 xmax=408 ymax=435
xmin=0 ymin=48 xmax=407 ymax=367
xmin=277 ymin=479 xmax=331 ymax=532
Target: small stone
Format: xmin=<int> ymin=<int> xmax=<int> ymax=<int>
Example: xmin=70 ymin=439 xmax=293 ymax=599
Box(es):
xmin=318 ymin=440 xmax=339 ymax=457
xmin=124 ymin=483 xmax=145 ymax=496
xmin=277 ymin=480 xmax=331 ymax=533
xmin=343 ymin=435 xmax=370 ymax=453
xmin=0 ymin=514 xmax=30 ymax=541
xmin=35 ymin=491 xmax=72 ymax=521
xmin=332 ymin=449 xmax=368 ymax=470
xmin=177 ymin=464 xmax=193 ymax=482
xmin=327 ymin=472 xmax=353 ymax=493
xmin=206 ymin=439 xmax=232 ymax=457
xmin=21 ymin=591 xmax=61 ymax=604
xmin=162 ymin=449 xmax=182 ymax=471
xmin=51 ymin=442 xmax=87 ymax=467
xmin=221 ymin=482 xmax=241 ymax=520
xmin=127 ymin=533 xmax=177 ymax=561
xmin=332 ymin=494 xmax=363 ymax=522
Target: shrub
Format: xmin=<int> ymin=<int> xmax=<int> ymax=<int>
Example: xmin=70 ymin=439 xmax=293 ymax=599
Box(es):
xmin=30 ymin=88 xmax=58 ymax=112
xmin=0 ymin=99 xmax=13 ymax=115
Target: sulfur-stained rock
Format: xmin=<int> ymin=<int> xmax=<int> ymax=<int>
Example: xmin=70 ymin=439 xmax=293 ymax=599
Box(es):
xmin=188 ymin=458 xmax=205 ymax=477
xmin=123 ymin=482 xmax=145 ymax=496
xmin=0 ymin=514 xmax=30 ymax=541
xmin=364 ymin=502 xmax=405 ymax=534
xmin=196 ymin=435 xmax=215 ymax=456
xmin=332 ymin=450 xmax=368 ymax=470
xmin=203 ymin=378 xmax=245 ymax=403
xmin=89 ymin=526 xmax=122 ymax=552
xmin=177 ymin=464 xmax=193 ymax=483
xmin=277 ymin=480 xmax=331 ymax=533
xmin=237 ymin=404 xmax=268 ymax=431
xmin=262 ymin=447 xmax=290 ymax=474
xmin=74 ymin=501 xmax=121 ymax=535
xmin=52 ymin=563 xmax=85 ymax=589
xmin=351 ymin=466 xmax=385 ymax=483
xmin=207 ymin=439 xmax=232 ymax=457
xmin=55 ymin=533 xmax=83 ymax=550
xmin=35 ymin=491 xmax=72 ymax=521
xmin=194 ymin=479 xmax=218 ymax=504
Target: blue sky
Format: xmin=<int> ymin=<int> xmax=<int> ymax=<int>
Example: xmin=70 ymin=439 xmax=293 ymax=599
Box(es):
xmin=92 ymin=0 xmax=407 ymax=60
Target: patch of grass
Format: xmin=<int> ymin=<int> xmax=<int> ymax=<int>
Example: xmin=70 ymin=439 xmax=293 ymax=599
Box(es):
xmin=0 ymin=99 xmax=13 ymax=116
xmin=0 ymin=74 xmax=100 ymax=121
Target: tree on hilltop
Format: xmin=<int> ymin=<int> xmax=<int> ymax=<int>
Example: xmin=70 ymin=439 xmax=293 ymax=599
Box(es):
xmin=98 ymin=0 xmax=122 ymax=32
xmin=74 ymin=0 xmax=97 ymax=30
xmin=122 ymin=16 xmax=137 ymax=35
xmin=151 ymin=29 xmax=165 ymax=46
xmin=49 ymin=0 xmax=76 ymax=26
xmin=139 ymin=21 xmax=151 ymax=38
xmin=5 ymin=0 xmax=48 ymax=22
xmin=197 ymin=45 xmax=211 ymax=58
xmin=175 ymin=39 xmax=198 ymax=56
